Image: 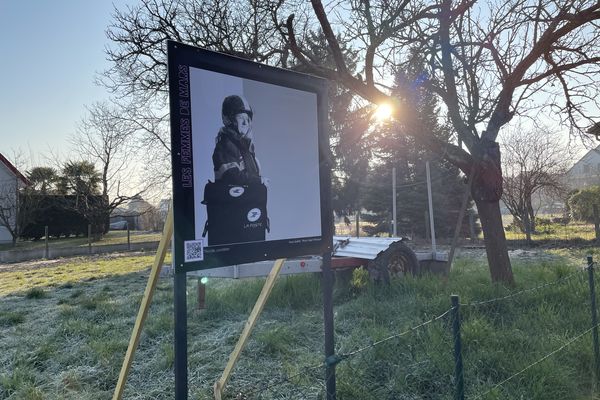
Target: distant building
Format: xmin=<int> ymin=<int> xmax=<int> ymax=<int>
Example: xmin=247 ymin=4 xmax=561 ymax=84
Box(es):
xmin=109 ymin=195 xmax=162 ymax=231
xmin=0 ymin=153 xmax=30 ymax=243
xmin=565 ymin=145 xmax=600 ymax=189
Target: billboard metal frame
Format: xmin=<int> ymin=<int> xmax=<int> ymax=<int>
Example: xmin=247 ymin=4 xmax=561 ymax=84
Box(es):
xmin=168 ymin=40 xmax=333 ymax=273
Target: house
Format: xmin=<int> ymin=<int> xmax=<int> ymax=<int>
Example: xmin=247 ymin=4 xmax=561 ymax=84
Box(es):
xmin=0 ymin=153 xmax=30 ymax=243
xmin=565 ymin=145 xmax=600 ymax=190
xmin=109 ymin=196 xmax=161 ymax=231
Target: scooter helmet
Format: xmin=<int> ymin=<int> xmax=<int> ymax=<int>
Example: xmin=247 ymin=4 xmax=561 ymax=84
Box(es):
xmin=222 ymin=95 xmax=253 ymax=128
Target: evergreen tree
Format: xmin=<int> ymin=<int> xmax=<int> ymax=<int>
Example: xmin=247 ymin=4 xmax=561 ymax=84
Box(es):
xmin=290 ymin=31 xmax=371 ymax=220
xmin=362 ymin=59 xmax=474 ymax=239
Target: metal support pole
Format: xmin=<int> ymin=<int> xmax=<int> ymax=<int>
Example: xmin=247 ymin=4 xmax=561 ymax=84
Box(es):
xmin=425 ymin=211 xmax=430 ymax=242
xmin=588 ymin=256 xmax=600 ymax=384
xmin=197 ymin=278 xmax=206 ymax=310
xmin=174 ymin=271 xmax=188 ymax=399
xmin=322 ymin=252 xmax=336 ymax=399
xmin=392 ymin=167 xmax=397 ymax=237
xmin=451 ymin=295 xmax=464 ymax=400
xmin=44 ymin=226 xmax=49 ymax=259
xmin=355 ymin=210 xmax=360 ymax=238
xmin=426 ymin=161 xmax=436 ymax=252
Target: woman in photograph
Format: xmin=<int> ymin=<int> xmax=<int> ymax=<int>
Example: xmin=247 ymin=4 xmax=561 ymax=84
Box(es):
xmin=203 ymin=94 xmax=269 ymax=245
xmin=212 ymin=95 xmax=262 ymax=185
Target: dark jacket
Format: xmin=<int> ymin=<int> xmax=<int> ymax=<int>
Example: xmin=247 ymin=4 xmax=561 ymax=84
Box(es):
xmin=212 ymin=127 xmax=261 ymax=184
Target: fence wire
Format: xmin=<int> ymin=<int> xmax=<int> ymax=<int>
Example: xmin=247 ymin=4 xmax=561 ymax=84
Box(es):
xmin=461 ymin=262 xmax=596 ymax=400
xmin=225 ymin=259 xmax=599 ymax=399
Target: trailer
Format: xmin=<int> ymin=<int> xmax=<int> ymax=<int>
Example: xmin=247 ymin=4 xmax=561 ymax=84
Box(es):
xmin=186 ymin=236 xmax=448 ymax=283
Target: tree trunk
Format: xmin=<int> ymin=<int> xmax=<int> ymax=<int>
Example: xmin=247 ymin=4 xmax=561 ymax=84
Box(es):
xmin=475 ymin=198 xmax=515 ymax=285
xmin=526 ymin=201 xmax=536 ymax=233
xmin=523 ymin=208 xmax=532 ymax=246
xmin=470 ymin=139 xmax=515 ymax=285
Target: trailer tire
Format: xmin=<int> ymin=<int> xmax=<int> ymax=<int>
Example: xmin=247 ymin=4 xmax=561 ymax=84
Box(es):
xmin=369 ymin=241 xmax=419 ymax=284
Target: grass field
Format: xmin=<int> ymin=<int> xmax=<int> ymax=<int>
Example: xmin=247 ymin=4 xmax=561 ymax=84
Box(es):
xmin=1 ymin=248 xmax=600 ymax=399
xmin=0 ymin=231 xmax=162 ymax=252
xmin=336 ymin=215 xmax=598 ymax=244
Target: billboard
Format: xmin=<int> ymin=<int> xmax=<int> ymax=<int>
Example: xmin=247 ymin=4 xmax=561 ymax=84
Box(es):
xmin=168 ymin=41 xmax=332 ymax=272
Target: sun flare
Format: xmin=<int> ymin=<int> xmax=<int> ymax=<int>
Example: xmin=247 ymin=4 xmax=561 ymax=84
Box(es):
xmin=372 ymin=103 xmax=394 ymax=122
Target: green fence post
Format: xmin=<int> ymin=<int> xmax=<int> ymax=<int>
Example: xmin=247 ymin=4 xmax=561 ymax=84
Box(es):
xmin=451 ymin=295 xmax=465 ymax=400
xmin=588 ymin=255 xmax=600 ymax=385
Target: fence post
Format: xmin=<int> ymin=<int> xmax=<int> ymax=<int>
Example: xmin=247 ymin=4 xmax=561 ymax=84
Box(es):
xmin=88 ymin=224 xmax=92 ymax=255
xmin=469 ymin=212 xmax=476 ymax=244
xmin=44 ymin=226 xmax=49 ymax=259
xmin=588 ymin=255 xmax=600 ymax=384
xmin=127 ymin=225 xmax=131 ymax=251
xmin=451 ymin=295 xmax=465 ymax=400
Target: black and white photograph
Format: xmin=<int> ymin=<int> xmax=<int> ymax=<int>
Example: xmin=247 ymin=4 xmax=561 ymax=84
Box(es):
xmin=190 ymin=67 xmax=323 ymax=246
xmin=169 ymin=43 xmax=331 ymax=271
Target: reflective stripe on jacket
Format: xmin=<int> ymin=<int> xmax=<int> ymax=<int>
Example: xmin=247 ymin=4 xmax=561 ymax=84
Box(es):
xmin=212 ymin=127 xmax=261 ymax=184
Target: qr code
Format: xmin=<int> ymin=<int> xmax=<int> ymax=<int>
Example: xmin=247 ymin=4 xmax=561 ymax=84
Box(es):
xmin=184 ymin=239 xmax=204 ymax=262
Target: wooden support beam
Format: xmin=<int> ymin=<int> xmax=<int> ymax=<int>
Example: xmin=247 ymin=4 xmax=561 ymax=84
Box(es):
xmin=113 ymin=205 xmax=173 ymax=400
xmin=214 ymin=258 xmax=286 ymax=399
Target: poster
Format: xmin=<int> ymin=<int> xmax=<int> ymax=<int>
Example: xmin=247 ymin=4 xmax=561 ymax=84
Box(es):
xmin=168 ymin=41 xmax=332 ymax=272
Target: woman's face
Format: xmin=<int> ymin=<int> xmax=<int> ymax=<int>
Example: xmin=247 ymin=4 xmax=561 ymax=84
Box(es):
xmin=235 ymin=113 xmax=251 ymax=136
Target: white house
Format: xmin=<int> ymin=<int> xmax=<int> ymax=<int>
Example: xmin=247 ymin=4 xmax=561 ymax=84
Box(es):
xmin=0 ymin=153 xmax=30 ymax=244
xmin=565 ymin=145 xmax=600 ymax=189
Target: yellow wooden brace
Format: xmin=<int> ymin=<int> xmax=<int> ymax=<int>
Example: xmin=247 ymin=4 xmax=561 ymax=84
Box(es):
xmin=112 ymin=205 xmax=174 ymax=400
xmin=214 ymin=258 xmax=286 ymax=400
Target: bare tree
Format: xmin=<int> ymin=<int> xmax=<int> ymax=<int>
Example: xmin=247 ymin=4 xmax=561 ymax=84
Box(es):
xmin=102 ymin=0 xmax=600 ymax=283
xmin=99 ymin=0 xmax=296 ymax=193
xmin=501 ymin=125 xmax=570 ymax=242
xmin=71 ymin=101 xmax=151 ymax=231
xmin=280 ymin=0 xmax=600 ymax=284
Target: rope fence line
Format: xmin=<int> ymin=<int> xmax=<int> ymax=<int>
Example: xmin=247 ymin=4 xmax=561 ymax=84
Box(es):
xmin=235 ymin=308 xmax=454 ymax=398
xmin=229 ymin=256 xmax=599 ymax=399
xmin=335 ymin=307 xmax=453 ymax=361
xmin=462 ymin=265 xmax=590 ymax=307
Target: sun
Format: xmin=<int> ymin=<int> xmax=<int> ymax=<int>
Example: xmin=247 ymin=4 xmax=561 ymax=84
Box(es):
xmin=372 ymin=103 xmax=394 ymax=122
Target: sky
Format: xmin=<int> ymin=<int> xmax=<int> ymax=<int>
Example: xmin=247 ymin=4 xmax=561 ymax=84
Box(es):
xmin=0 ymin=1 xmax=592 ymax=172
xmin=0 ymin=1 xmax=131 ymax=167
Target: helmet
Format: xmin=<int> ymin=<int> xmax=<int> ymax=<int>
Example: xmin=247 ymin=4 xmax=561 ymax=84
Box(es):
xmin=222 ymin=95 xmax=253 ymax=123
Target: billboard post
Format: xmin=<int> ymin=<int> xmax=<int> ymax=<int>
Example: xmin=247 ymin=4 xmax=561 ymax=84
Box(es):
xmin=322 ymin=251 xmax=336 ymax=399
xmin=174 ymin=270 xmax=188 ymax=398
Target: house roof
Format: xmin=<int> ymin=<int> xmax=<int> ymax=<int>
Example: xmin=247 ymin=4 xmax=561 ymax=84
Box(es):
xmin=566 ymin=144 xmax=600 ymax=175
xmin=0 ymin=153 xmax=30 ymax=186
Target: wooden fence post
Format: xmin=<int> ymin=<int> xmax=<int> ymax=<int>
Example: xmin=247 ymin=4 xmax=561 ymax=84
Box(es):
xmin=593 ymin=204 xmax=599 ymax=243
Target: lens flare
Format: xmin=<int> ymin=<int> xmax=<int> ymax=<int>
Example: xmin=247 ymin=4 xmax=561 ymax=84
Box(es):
xmin=373 ymin=103 xmax=393 ymax=122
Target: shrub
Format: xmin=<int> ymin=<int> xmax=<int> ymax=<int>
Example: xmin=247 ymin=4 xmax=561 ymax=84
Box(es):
xmin=567 ymin=186 xmax=600 ymax=222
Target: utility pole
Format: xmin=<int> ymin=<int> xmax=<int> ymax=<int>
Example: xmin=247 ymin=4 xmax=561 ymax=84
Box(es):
xmin=392 ymin=167 xmax=397 ymax=237
xmin=426 ymin=161 xmax=436 ymax=252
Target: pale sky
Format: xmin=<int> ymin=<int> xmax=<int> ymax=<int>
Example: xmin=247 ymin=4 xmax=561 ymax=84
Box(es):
xmin=0 ymin=1 xmax=131 ymax=167
xmin=0 ymin=1 xmax=591 ymax=171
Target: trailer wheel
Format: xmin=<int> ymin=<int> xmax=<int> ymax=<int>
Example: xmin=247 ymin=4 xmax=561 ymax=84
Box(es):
xmin=369 ymin=241 xmax=419 ymax=283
